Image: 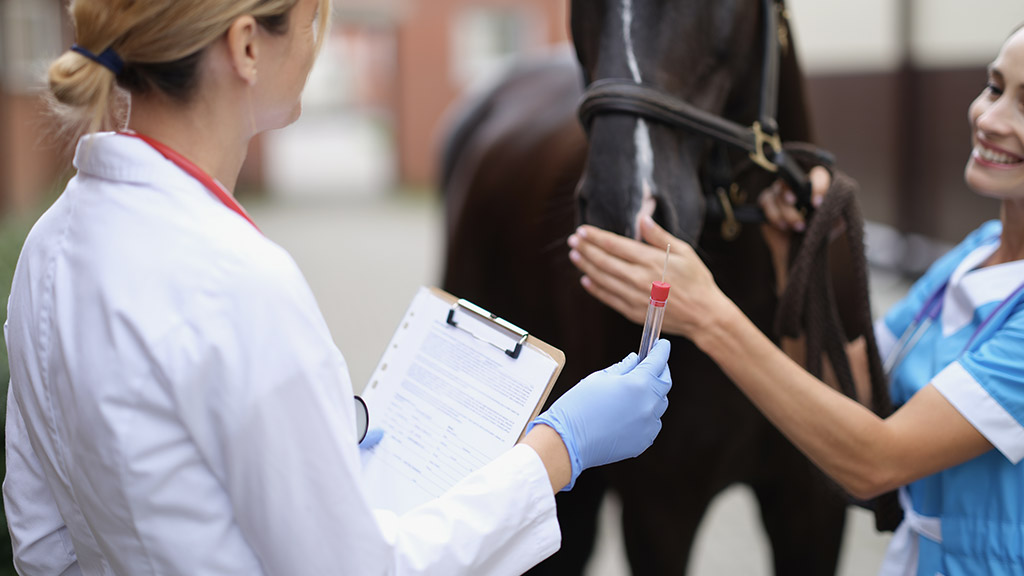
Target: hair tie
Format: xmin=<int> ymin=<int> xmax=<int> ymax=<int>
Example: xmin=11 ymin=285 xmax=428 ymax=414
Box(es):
xmin=71 ymin=44 xmax=124 ymax=76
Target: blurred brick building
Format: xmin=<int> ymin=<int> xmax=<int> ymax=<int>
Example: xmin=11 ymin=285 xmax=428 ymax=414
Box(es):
xmin=389 ymin=0 xmax=569 ymax=185
xmin=0 ymin=0 xmax=568 ymax=213
xmin=0 ymin=0 xmax=68 ymax=213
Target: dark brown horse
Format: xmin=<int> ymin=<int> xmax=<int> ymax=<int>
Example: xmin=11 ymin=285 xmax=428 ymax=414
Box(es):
xmin=441 ymin=1 xmax=852 ymax=573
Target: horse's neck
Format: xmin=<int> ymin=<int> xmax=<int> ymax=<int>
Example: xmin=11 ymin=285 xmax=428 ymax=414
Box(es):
xmin=775 ymin=26 xmax=813 ymax=142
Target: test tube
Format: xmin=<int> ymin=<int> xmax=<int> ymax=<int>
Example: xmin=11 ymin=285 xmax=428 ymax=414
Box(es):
xmin=638 ymin=280 xmax=670 ymax=361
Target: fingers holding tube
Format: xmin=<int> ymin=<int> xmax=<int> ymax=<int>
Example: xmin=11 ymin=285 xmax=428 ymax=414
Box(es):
xmin=530 ymin=339 xmax=673 ymax=490
xmin=603 ymin=352 xmax=640 ymax=376
xmin=636 ymin=339 xmax=672 ymax=392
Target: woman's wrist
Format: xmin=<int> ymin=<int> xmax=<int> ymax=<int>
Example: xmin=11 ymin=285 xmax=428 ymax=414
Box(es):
xmin=521 ymin=424 xmax=572 ymax=493
xmin=690 ymin=294 xmax=746 ymax=357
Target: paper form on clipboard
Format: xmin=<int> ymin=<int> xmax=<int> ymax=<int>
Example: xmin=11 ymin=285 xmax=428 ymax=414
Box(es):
xmin=359 ymin=286 xmax=564 ymax=515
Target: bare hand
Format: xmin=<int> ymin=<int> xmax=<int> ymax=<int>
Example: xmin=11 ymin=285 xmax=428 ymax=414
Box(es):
xmin=567 ymin=216 xmax=733 ymax=339
xmin=758 ymin=166 xmax=831 ymax=294
xmin=758 ymin=165 xmax=831 ymax=233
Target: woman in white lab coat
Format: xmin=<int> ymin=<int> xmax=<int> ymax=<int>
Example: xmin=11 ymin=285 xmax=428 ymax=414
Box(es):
xmin=2 ymin=1 xmax=672 ymax=574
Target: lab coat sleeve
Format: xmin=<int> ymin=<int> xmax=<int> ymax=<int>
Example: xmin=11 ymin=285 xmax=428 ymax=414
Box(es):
xmin=3 ymin=383 xmax=82 ymax=576
xmin=373 ymin=444 xmax=560 ymax=575
xmin=223 ymin=356 xmax=559 ymax=576
xmin=172 ymin=252 xmax=560 ymax=575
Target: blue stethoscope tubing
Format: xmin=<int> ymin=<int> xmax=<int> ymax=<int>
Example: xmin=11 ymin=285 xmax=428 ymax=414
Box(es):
xmin=883 ymin=284 xmax=946 ymax=376
xmin=883 ymin=252 xmax=1024 ymax=377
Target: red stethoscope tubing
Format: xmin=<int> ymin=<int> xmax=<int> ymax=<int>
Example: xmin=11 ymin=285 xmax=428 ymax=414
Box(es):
xmin=120 ymin=131 xmax=261 ymax=233
xmin=119 ymin=131 xmax=373 ymax=441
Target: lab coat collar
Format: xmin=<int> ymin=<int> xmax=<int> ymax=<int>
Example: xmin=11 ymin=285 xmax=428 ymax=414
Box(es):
xmin=73 ymin=132 xmax=209 ymax=201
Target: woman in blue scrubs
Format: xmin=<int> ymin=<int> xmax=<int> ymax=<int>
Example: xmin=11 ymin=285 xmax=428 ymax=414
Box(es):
xmin=565 ymin=25 xmax=1024 ymax=576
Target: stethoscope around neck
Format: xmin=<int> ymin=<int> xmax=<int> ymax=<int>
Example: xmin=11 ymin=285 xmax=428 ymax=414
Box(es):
xmin=883 ymin=283 xmax=946 ymax=375
xmin=883 ymin=250 xmax=1024 ymax=377
xmin=354 ymin=396 xmax=369 ymax=443
xmin=122 ymin=130 xmax=374 ymax=445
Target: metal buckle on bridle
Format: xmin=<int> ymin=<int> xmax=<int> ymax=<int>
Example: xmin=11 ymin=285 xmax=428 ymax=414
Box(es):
xmin=749 ymin=120 xmax=781 ymax=173
xmin=574 ymin=0 xmax=811 ymax=239
xmin=716 ymin=183 xmax=742 ymax=241
xmin=776 ymin=4 xmax=790 ymax=55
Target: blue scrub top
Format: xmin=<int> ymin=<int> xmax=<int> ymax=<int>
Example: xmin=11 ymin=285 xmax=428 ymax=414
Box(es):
xmin=882 ymin=220 xmax=1024 ymax=575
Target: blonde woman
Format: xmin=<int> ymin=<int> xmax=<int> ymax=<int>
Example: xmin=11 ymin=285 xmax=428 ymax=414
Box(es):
xmin=2 ymin=1 xmax=672 ymax=573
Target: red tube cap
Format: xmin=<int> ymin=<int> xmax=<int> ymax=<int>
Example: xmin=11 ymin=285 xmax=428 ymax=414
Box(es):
xmin=650 ymin=281 xmax=671 ymax=303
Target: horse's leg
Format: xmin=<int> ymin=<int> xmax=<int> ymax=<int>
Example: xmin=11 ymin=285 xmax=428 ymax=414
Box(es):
xmin=611 ymin=342 xmax=743 ymax=575
xmin=525 ymin=470 xmax=608 ymax=575
xmin=619 ymin=479 xmax=712 ymax=575
xmin=753 ymin=437 xmax=847 ymax=576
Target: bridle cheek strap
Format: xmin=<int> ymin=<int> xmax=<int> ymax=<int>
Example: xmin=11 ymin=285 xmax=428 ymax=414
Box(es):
xmin=576 ymin=0 xmax=823 ymax=214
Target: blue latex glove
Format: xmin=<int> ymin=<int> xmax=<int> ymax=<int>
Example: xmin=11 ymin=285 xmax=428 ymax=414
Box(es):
xmin=530 ymin=339 xmax=671 ymax=490
xmin=359 ymin=428 xmax=384 ymax=450
xmin=359 ymin=428 xmax=384 ymax=469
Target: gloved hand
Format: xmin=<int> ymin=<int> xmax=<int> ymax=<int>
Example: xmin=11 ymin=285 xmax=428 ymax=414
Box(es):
xmin=359 ymin=428 xmax=384 ymax=450
xmin=359 ymin=428 xmax=384 ymax=469
xmin=529 ymin=339 xmax=671 ymax=490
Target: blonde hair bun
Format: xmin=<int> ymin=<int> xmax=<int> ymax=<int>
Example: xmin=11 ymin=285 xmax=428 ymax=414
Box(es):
xmin=47 ymin=49 xmax=120 ymax=137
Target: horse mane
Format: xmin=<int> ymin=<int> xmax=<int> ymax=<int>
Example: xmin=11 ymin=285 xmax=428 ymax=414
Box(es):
xmin=438 ymin=48 xmax=580 ymax=194
xmin=775 ymin=7 xmax=814 ymax=143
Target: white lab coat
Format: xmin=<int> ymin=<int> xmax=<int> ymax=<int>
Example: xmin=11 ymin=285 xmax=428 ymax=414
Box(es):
xmin=3 ymin=132 xmax=560 ymax=575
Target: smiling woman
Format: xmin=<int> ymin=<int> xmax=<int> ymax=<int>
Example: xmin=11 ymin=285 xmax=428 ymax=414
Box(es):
xmin=568 ymin=23 xmax=1024 ymax=576
xmin=966 ymin=30 xmax=1024 ymax=201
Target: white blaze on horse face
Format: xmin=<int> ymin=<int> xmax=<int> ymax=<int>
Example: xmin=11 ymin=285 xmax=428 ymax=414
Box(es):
xmin=621 ymin=0 xmax=642 ymax=83
xmin=635 ymin=122 xmax=657 ymax=239
xmin=622 ymin=0 xmax=656 ymax=239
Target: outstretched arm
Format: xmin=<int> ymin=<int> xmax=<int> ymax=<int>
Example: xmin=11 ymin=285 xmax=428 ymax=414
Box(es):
xmin=694 ymin=294 xmax=991 ymax=499
xmin=566 ymin=167 xmax=831 ymax=332
xmin=568 ymin=217 xmax=993 ymax=499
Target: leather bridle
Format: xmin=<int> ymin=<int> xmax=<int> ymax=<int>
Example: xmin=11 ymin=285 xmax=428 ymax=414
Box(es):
xmin=577 ymin=0 xmax=827 ymax=237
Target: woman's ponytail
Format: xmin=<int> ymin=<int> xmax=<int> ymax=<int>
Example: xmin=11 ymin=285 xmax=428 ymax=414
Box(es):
xmin=47 ymin=47 xmax=122 ymax=138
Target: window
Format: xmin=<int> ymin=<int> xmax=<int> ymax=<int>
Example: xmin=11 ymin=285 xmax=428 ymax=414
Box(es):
xmin=450 ymin=6 xmax=543 ymax=89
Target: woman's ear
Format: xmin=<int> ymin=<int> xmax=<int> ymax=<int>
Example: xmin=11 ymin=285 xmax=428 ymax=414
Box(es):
xmin=225 ymin=15 xmax=259 ymax=85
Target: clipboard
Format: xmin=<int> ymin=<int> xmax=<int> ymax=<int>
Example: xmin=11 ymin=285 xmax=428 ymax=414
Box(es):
xmin=359 ymin=286 xmax=565 ymax=515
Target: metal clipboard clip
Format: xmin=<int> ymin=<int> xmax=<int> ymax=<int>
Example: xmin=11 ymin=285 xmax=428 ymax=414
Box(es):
xmin=445 ymin=298 xmax=529 ymax=359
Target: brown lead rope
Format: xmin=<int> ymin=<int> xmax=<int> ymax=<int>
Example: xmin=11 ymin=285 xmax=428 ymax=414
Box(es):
xmin=773 ymin=165 xmax=904 ymax=532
